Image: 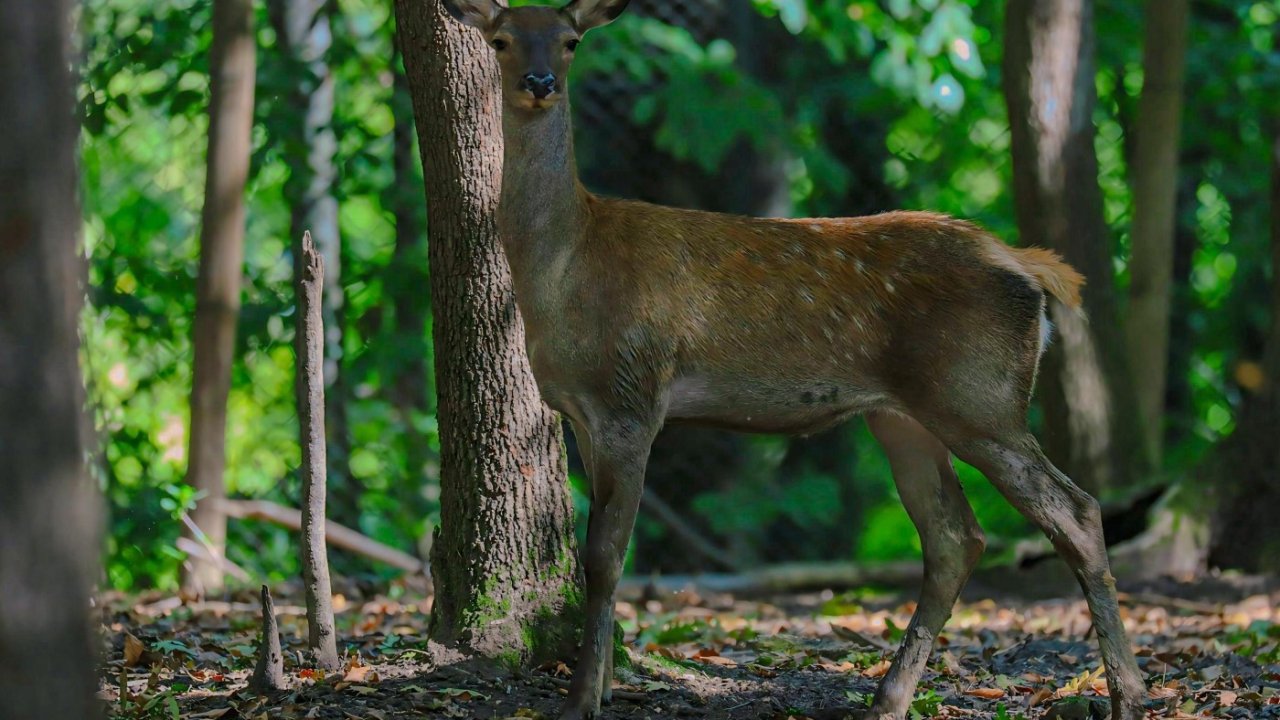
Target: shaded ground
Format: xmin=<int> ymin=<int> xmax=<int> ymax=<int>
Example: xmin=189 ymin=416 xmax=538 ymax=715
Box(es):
xmin=98 ymin=574 xmax=1280 ymax=719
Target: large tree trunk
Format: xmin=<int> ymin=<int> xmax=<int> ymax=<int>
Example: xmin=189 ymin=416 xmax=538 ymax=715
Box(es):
xmin=1124 ymin=0 xmax=1190 ymax=465
xmin=1208 ymin=128 xmax=1280 ymax=572
xmin=269 ymin=0 xmax=356 ymax=526
xmin=1003 ymin=0 xmax=1149 ymax=495
xmin=394 ymin=0 xmax=583 ymax=661
xmin=0 ymin=0 xmax=101 ymax=716
xmin=183 ymin=0 xmax=257 ymax=595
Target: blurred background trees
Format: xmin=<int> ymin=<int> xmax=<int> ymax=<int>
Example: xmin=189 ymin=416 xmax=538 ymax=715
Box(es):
xmin=78 ymin=0 xmax=1280 ymax=592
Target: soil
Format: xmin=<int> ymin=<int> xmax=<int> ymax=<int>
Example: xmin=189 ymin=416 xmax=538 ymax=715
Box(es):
xmin=98 ymin=573 xmax=1280 ymax=719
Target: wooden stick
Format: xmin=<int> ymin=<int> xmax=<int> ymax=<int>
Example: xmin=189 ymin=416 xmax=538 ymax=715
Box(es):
xmin=616 ymin=560 xmax=923 ymax=598
xmin=295 ymin=231 xmax=341 ymax=671
xmin=640 ymin=489 xmax=739 ymax=572
xmin=218 ymin=498 xmax=425 ymax=574
xmin=248 ymin=585 xmax=285 ymax=693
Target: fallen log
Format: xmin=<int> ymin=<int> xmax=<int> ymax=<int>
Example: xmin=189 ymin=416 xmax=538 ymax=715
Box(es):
xmin=617 ymin=560 xmax=923 ymax=599
xmin=217 ymin=498 xmax=425 ymax=575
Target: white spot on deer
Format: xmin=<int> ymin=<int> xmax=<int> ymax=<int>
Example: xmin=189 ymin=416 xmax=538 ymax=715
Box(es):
xmin=834 ymin=248 xmax=848 ymax=261
xmin=884 ymin=281 xmax=895 ymax=294
xmin=809 ymin=223 xmax=823 ymax=232
xmin=854 ymin=260 xmax=866 ymax=274
xmin=799 ymin=289 xmax=816 ymax=304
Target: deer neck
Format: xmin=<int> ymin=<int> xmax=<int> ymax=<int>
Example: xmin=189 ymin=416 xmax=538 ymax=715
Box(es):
xmin=499 ymin=99 xmax=587 ymax=290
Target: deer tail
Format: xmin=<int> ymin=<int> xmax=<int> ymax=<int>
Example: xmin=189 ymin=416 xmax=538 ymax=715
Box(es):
xmin=1009 ymin=246 xmax=1085 ymax=310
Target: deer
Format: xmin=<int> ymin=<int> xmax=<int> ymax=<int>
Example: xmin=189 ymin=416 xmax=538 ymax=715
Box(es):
xmin=437 ymin=0 xmax=1148 ymax=717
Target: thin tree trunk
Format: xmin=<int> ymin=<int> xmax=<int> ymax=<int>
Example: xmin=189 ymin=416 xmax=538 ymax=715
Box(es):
xmin=1003 ymin=0 xmax=1149 ymax=495
xmin=295 ymin=232 xmax=341 ymax=670
xmin=1125 ymin=0 xmax=1190 ymax=465
xmin=1208 ymin=127 xmax=1280 ymax=572
xmin=0 ymin=3 xmax=100 ymax=718
xmin=394 ymin=0 xmax=583 ymax=661
xmin=183 ymin=0 xmax=257 ymax=595
xmin=269 ymin=0 xmax=356 ymax=527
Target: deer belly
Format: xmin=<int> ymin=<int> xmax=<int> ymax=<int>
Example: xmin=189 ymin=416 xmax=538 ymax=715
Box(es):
xmin=664 ymin=374 xmax=890 ymax=434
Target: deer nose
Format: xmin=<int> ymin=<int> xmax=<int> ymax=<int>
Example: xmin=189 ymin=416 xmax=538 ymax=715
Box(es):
xmin=521 ymin=72 xmax=556 ymax=99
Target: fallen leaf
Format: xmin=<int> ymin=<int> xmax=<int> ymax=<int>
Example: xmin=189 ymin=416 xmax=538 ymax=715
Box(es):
xmin=862 ymin=659 xmax=891 ymax=678
xmin=343 ymin=664 xmax=372 ymax=683
xmin=124 ymin=633 xmax=146 ymax=667
xmin=964 ymin=687 xmax=1005 ymax=700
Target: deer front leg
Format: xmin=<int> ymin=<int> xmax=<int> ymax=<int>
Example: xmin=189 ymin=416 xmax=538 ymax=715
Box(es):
xmin=865 ymin=412 xmax=986 ymax=719
xmin=561 ymin=418 xmax=655 ymax=720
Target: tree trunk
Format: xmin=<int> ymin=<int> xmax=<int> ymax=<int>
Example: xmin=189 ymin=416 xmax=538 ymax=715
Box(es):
xmin=183 ymin=0 xmax=257 ymax=595
xmin=1124 ymin=0 xmax=1190 ymax=465
xmin=1002 ymin=0 xmax=1149 ymax=495
xmin=269 ymin=0 xmax=356 ymax=527
xmin=1208 ymin=128 xmax=1280 ymax=572
xmin=295 ymin=232 xmax=341 ymax=670
xmin=0 ymin=2 xmax=100 ymax=717
xmin=394 ymin=0 xmax=583 ymax=661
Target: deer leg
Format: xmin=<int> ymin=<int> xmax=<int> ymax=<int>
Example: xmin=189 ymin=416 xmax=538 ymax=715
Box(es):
xmin=948 ymin=431 xmax=1146 ymax=720
xmin=864 ymin=412 xmax=985 ymax=720
xmin=569 ymin=423 xmax=616 ymax=704
xmin=561 ymin=417 xmax=654 ymax=720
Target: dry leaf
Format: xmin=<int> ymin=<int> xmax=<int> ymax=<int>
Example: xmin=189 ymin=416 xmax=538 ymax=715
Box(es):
xmin=124 ymin=633 xmax=146 ymax=667
xmin=862 ymin=659 xmax=891 ymax=678
xmin=964 ymin=687 xmax=1006 ymax=700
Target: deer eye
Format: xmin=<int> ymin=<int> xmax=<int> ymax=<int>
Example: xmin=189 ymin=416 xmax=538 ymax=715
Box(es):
xmin=565 ymin=39 xmax=580 ymax=51
xmin=492 ymin=38 xmax=508 ymax=50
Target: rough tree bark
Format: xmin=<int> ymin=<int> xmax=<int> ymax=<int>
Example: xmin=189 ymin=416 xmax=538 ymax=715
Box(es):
xmin=1125 ymin=0 xmax=1190 ymax=465
xmin=295 ymin=232 xmax=341 ymax=670
xmin=0 ymin=1 xmax=101 ymax=716
xmin=394 ymin=0 xmax=583 ymax=661
xmin=268 ymin=0 xmax=356 ymax=527
xmin=183 ymin=0 xmax=257 ymax=594
xmin=1003 ymin=0 xmax=1149 ymax=494
xmin=1208 ymin=128 xmax=1280 ymax=572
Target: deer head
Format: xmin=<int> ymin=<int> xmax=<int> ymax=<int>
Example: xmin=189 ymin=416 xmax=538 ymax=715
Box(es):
xmin=440 ymin=0 xmax=630 ymax=112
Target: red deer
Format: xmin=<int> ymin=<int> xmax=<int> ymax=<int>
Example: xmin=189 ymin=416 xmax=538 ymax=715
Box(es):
xmin=437 ymin=0 xmax=1148 ymax=717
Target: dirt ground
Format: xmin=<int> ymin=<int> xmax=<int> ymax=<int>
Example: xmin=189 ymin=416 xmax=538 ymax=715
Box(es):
xmin=98 ymin=572 xmax=1280 ymax=719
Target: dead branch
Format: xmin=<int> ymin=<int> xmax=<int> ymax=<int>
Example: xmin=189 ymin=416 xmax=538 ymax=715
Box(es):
xmin=218 ymin=497 xmax=425 ymax=574
xmin=248 ymin=585 xmax=285 ymax=693
xmin=295 ymin=230 xmax=341 ymax=670
xmin=640 ymin=489 xmax=739 ymax=572
xmin=617 ymin=560 xmax=923 ymax=599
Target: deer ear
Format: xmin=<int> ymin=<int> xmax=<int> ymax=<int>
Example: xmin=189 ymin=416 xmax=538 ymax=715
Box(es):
xmin=563 ymin=0 xmax=630 ymax=32
xmin=442 ymin=0 xmax=503 ymax=30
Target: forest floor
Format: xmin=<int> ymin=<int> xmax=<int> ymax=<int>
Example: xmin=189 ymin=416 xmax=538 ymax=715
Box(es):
xmin=98 ymin=571 xmax=1280 ymax=720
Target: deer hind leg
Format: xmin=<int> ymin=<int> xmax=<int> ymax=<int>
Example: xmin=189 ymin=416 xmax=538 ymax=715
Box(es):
xmin=561 ymin=415 xmax=657 ymax=720
xmin=942 ymin=430 xmax=1146 ymax=720
xmin=864 ymin=410 xmax=986 ymax=720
